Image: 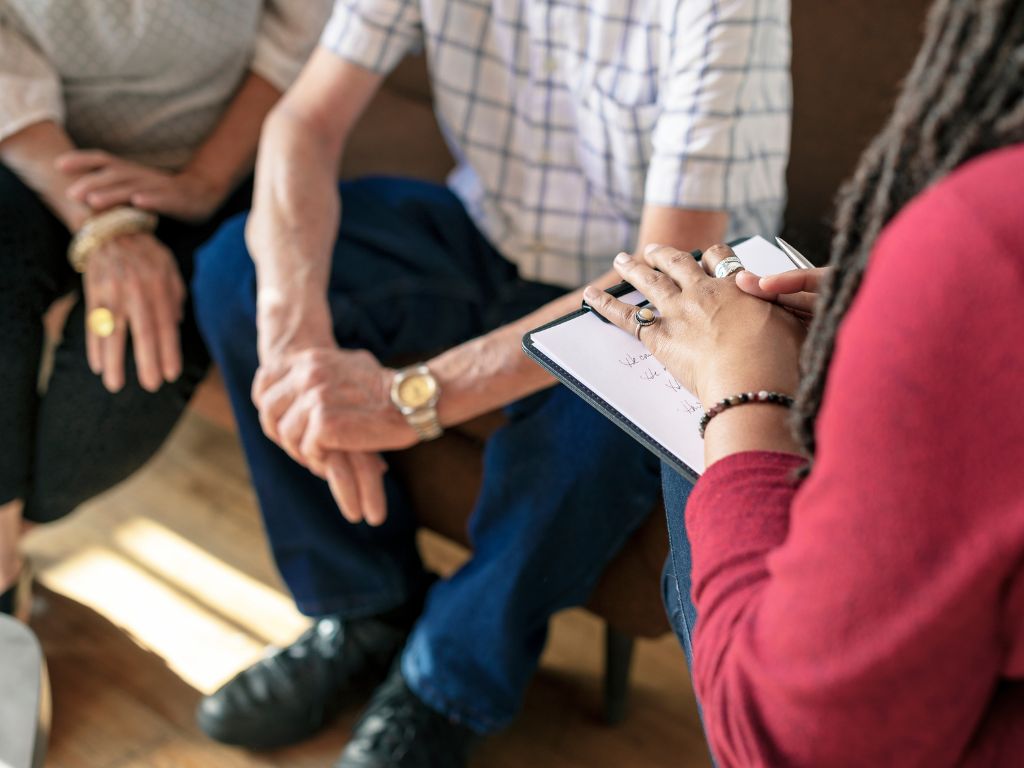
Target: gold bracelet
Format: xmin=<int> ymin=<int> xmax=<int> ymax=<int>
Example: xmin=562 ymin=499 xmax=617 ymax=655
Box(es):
xmin=67 ymin=207 xmax=158 ymax=273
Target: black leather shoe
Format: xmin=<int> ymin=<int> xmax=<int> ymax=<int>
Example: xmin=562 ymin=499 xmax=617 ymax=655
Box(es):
xmin=336 ymin=665 xmax=477 ymax=768
xmin=197 ymin=614 xmax=410 ymax=749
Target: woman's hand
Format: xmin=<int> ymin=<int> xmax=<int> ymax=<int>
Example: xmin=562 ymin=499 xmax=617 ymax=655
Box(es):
xmin=582 ymin=244 xmax=807 ymax=408
xmin=735 ymin=266 xmax=831 ymax=321
xmin=83 ymin=232 xmax=186 ymax=393
xmin=57 ymin=150 xmax=225 ymax=222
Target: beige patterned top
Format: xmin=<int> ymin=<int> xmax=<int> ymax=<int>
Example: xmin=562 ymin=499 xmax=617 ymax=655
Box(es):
xmin=0 ymin=0 xmax=331 ymax=168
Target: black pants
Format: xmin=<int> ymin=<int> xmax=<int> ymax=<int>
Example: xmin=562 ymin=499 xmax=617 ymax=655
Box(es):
xmin=0 ymin=164 xmax=250 ymax=523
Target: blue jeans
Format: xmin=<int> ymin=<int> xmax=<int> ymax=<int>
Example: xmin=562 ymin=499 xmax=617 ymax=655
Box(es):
xmin=661 ymin=463 xmax=698 ymax=664
xmin=192 ymin=178 xmax=661 ymax=733
xmin=662 ymin=462 xmax=719 ymax=764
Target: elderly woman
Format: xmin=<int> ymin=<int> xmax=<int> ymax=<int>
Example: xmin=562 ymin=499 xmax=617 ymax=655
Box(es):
xmin=0 ymin=1 xmax=330 ymax=618
xmin=585 ymin=0 xmax=1024 ymax=764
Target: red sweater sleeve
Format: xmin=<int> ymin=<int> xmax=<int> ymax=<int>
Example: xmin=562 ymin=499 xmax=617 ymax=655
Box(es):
xmin=686 ymin=147 xmax=1024 ymax=767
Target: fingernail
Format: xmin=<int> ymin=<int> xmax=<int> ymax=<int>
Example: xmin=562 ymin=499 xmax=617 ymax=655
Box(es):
xmin=614 ymin=252 xmax=632 ymax=264
xmin=583 ymin=285 xmax=599 ymax=301
xmin=644 ymin=243 xmax=660 ymax=255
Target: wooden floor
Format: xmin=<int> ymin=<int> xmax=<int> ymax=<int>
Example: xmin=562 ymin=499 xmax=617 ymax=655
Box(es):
xmin=23 ymin=412 xmax=711 ymax=768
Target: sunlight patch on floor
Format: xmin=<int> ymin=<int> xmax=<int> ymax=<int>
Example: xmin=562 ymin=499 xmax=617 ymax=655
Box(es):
xmin=38 ymin=544 xmax=275 ymax=695
xmin=112 ymin=518 xmax=309 ymax=647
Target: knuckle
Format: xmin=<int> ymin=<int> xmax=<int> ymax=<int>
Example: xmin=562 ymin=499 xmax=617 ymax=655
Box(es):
xmin=642 ymin=270 xmax=664 ymax=287
xmin=705 ymin=244 xmax=734 ymax=261
xmin=303 ymin=365 xmax=326 ymax=389
xmin=311 ymin=382 xmax=330 ymax=406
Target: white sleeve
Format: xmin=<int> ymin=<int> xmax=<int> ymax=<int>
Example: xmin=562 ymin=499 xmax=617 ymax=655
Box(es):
xmin=0 ymin=7 xmax=64 ymax=143
xmin=319 ymin=0 xmax=423 ymax=75
xmin=644 ymin=0 xmax=791 ymax=211
xmin=250 ymin=0 xmax=334 ymax=92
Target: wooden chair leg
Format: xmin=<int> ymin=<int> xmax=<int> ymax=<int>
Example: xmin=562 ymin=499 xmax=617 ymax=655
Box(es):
xmin=604 ymin=623 xmax=635 ymax=725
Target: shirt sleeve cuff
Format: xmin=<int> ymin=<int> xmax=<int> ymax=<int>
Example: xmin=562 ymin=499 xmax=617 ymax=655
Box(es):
xmin=644 ymin=153 xmax=730 ymax=210
xmin=0 ymin=107 xmax=63 ymax=145
xmin=319 ymin=0 xmax=422 ymax=75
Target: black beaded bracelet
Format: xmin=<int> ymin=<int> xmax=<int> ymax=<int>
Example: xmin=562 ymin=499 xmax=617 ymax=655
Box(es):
xmin=698 ymin=390 xmax=795 ymax=439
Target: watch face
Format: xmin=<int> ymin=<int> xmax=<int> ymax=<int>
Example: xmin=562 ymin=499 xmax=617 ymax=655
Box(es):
xmin=397 ymin=373 xmax=438 ymax=408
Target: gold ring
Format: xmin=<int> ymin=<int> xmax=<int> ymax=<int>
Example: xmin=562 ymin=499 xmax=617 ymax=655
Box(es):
xmin=87 ymin=307 xmax=116 ymax=338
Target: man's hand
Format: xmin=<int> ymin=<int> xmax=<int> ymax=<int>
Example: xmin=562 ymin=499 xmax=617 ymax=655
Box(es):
xmin=253 ymin=346 xmax=417 ymax=460
xmin=84 ymin=232 xmax=185 ymax=393
xmin=58 ymin=150 xmax=226 ymax=222
xmin=321 ymin=451 xmax=390 ymax=528
xmin=252 ymin=346 xmax=419 ymax=527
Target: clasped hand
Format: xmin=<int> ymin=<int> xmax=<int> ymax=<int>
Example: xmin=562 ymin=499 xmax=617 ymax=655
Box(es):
xmin=583 ymin=244 xmax=820 ymax=407
xmin=251 ymin=344 xmax=419 ymax=527
xmin=58 ymin=150 xmax=225 ymax=222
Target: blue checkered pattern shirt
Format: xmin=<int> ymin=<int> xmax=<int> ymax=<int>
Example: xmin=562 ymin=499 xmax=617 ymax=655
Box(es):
xmin=322 ymin=0 xmax=791 ymax=287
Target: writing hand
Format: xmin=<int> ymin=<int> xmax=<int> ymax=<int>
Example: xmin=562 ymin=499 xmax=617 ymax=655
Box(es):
xmin=582 ymin=244 xmax=805 ymax=407
xmin=735 ymin=266 xmax=831 ymax=321
xmin=83 ymin=232 xmax=185 ymax=393
xmin=58 ymin=150 xmax=226 ymax=222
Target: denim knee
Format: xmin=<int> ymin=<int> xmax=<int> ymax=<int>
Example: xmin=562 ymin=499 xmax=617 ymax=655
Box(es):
xmin=191 ymin=211 xmax=256 ymax=350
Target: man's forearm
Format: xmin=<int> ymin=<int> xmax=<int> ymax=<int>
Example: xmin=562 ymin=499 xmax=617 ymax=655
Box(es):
xmin=429 ymin=207 xmax=729 ymax=425
xmin=429 ymin=271 xmax=619 ymax=426
xmin=248 ymin=102 xmax=342 ymax=354
xmin=246 ymin=53 xmax=383 ymax=359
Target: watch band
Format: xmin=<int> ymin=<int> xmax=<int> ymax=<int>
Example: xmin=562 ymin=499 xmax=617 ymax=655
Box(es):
xmin=406 ymin=407 xmax=443 ymax=441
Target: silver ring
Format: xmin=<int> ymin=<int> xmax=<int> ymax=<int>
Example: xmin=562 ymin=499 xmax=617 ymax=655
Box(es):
xmin=633 ymin=306 xmax=657 ymax=341
xmin=714 ymin=257 xmax=745 ymax=279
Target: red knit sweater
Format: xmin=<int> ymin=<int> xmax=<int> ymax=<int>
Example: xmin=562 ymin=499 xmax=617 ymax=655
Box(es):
xmin=686 ymin=145 xmax=1024 ymax=767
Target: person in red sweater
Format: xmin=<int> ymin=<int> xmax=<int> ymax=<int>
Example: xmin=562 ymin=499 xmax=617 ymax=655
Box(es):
xmin=582 ymin=0 xmax=1024 ymax=764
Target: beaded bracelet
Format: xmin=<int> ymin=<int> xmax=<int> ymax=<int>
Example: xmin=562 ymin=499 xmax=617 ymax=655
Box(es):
xmin=67 ymin=206 xmax=158 ymax=273
xmin=698 ymin=390 xmax=795 ymax=439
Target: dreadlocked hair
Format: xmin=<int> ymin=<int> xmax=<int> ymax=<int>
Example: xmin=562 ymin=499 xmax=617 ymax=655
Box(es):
xmin=792 ymin=0 xmax=1024 ymax=460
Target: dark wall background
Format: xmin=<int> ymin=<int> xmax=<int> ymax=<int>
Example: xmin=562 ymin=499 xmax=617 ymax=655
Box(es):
xmin=782 ymin=0 xmax=935 ymax=263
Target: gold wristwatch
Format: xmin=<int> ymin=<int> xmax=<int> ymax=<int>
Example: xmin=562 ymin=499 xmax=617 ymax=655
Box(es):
xmin=390 ymin=364 xmax=443 ymax=441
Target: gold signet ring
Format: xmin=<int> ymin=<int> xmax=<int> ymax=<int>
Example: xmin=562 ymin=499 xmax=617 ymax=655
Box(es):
xmin=87 ymin=307 xmax=116 ymax=338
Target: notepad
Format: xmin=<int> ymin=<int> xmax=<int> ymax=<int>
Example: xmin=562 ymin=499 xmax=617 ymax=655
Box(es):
xmin=523 ymin=236 xmax=805 ymax=479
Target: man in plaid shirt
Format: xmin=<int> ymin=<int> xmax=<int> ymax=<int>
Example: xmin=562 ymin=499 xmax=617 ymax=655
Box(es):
xmin=193 ymin=0 xmax=789 ymax=764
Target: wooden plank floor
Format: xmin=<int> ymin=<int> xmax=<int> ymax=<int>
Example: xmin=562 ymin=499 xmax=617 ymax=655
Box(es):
xmin=22 ymin=412 xmax=711 ymax=768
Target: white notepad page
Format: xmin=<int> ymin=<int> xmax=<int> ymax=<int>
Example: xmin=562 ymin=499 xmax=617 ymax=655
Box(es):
xmin=530 ymin=236 xmax=802 ymax=475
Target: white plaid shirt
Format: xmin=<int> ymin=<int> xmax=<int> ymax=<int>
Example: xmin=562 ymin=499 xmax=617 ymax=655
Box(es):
xmin=322 ymin=0 xmax=791 ymax=287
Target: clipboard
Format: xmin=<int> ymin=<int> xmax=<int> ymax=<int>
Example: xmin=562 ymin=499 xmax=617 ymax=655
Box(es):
xmin=522 ymin=236 xmax=801 ymax=481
